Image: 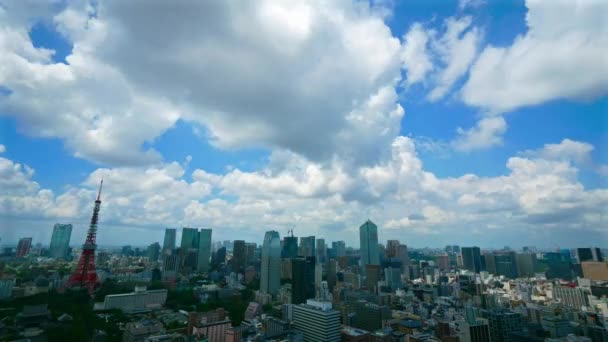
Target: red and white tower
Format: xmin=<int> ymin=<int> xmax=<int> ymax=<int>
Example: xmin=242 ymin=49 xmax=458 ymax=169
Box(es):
xmin=65 ymin=179 xmax=104 ymax=295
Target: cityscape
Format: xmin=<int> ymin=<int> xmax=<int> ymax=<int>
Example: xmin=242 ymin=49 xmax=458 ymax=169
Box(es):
xmin=1 ymin=0 xmax=607 ymax=342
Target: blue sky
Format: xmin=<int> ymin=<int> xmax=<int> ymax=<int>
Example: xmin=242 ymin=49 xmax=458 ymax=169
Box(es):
xmin=0 ymin=0 xmax=606 ymax=248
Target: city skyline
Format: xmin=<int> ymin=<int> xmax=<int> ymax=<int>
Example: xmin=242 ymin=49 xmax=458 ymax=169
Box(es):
xmin=1 ymin=0 xmax=607 ymax=248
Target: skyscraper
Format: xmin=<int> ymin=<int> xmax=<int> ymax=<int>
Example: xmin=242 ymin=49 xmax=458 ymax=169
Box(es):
xmin=359 ymin=220 xmax=380 ymax=272
xmin=261 ymin=231 xmax=281 ymax=295
xmin=462 ymin=247 xmax=482 ymax=273
xmin=197 ymin=229 xmax=212 ymax=273
xmin=147 ymin=242 xmax=161 ymax=262
xmin=282 ymin=236 xmax=298 ymax=259
xmin=332 ymin=241 xmax=346 ymax=258
xmin=162 ymin=228 xmax=176 ymax=255
xmin=494 ymin=252 xmax=518 ymax=279
xmin=292 ymin=257 xmax=316 ymax=304
xmin=180 ymin=227 xmax=199 ymax=255
xmin=49 ymin=223 xmax=72 ymax=260
xmin=315 ymin=238 xmax=326 ymax=264
xmin=386 ymin=239 xmax=400 ymax=258
xmin=16 ymin=237 xmax=32 ymax=257
xmin=299 ymin=236 xmax=316 ymax=258
xmin=232 ymin=240 xmax=247 ymax=273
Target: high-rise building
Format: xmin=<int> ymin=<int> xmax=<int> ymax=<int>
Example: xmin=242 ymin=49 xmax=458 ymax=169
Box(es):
xmin=299 ymin=236 xmax=316 ymax=258
xmin=261 ymin=231 xmax=281 ymax=295
xmin=147 ymin=242 xmax=161 ymax=262
xmin=359 ymin=220 xmax=379 ymax=273
xmin=332 ymin=241 xmax=346 ymax=258
xmin=386 ymin=240 xmax=400 ymax=258
xmin=232 ymin=240 xmax=247 ymax=273
xmin=352 ymin=300 xmax=391 ymax=332
xmin=292 ymin=257 xmax=315 ymax=304
xmin=282 ymin=236 xmax=298 ymax=259
xmin=245 ymin=242 xmax=256 ymax=265
xmin=327 ymin=259 xmax=337 ymax=290
xmin=16 ymin=237 xmax=32 ymax=258
xmin=197 ymin=229 xmax=212 ymax=273
xmin=397 ymin=244 xmax=409 ymax=270
xmin=462 ymin=247 xmax=482 ymax=273
xmin=455 ymin=319 xmax=491 ymax=342
xmin=494 ymin=252 xmax=518 ymax=279
xmin=515 ymin=253 xmax=537 ymax=277
xmin=162 ymin=228 xmax=176 ymax=255
xmin=292 ymin=300 xmax=341 ymax=342
xmin=592 ymin=248 xmax=604 ymax=262
xmin=483 ymin=253 xmax=496 ymax=274
xmin=316 ymin=238 xmax=326 ymax=264
xmin=365 ymin=264 xmax=381 ymax=292
xmin=180 ymin=227 xmax=199 ymax=255
xmin=576 ymin=248 xmax=594 ymax=263
xmin=49 ymin=224 xmax=72 ymax=260
xmin=436 ymin=254 xmax=450 ymax=271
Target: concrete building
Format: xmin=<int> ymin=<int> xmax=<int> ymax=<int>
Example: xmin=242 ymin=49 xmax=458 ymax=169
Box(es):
xmin=261 ymin=230 xmax=281 ymax=295
xmin=582 ymin=262 xmax=608 ymax=281
xmin=552 ymin=285 xmax=590 ymax=310
xmin=232 ymin=240 xmax=247 ymax=273
xmin=316 ymin=238 xmax=326 ymax=264
xmin=516 ymin=253 xmax=537 ymax=278
xmin=292 ymin=300 xmax=341 ymax=342
xmin=485 ymin=310 xmax=523 ymax=342
xmin=49 ymin=224 xmax=72 ymax=260
xmin=122 ymin=319 xmax=164 ymax=342
xmin=100 ymin=286 xmax=167 ymax=313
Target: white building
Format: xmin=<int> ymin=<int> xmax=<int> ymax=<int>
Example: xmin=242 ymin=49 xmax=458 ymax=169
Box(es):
xmin=100 ymin=286 xmax=167 ymax=313
xmin=292 ymin=300 xmax=340 ymax=342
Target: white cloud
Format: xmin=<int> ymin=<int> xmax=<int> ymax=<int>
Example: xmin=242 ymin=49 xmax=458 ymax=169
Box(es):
xmin=0 ymin=138 xmax=606 ymax=246
xmin=400 ymin=16 xmax=482 ymax=101
xmin=461 ymin=0 xmax=608 ymax=113
xmin=0 ymin=144 xmax=5 ymax=153
xmin=427 ymin=16 xmax=481 ymax=101
xmin=0 ymin=0 xmax=403 ymax=166
xmin=400 ymin=23 xmax=433 ymax=86
xmin=451 ymin=116 xmax=507 ymax=151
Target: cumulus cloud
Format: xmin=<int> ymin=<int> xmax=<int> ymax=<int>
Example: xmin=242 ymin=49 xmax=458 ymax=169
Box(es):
xmin=400 ymin=15 xmax=482 ymax=101
xmin=0 ymin=0 xmax=402 ymax=166
xmin=461 ymin=0 xmax=608 ymax=113
xmin=451 ymin=116 xmax=507 ymax=151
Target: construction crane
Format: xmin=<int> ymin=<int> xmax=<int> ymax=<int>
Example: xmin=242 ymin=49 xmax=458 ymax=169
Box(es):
xmin=287 ymin=225 xmax=295 ymax=237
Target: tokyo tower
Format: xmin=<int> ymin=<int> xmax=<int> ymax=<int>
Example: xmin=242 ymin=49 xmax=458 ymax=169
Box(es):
xmin=65 ymin=179 xmax=104 ymax=295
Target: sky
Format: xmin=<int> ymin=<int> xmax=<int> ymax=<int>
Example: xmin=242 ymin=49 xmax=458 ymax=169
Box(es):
xmin=0 ymin=0 xmax=607 ymax=248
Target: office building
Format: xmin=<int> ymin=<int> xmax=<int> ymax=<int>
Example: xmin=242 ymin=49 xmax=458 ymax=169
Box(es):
xmin=582 ymin=261 xmax=608 ymax=281
xmin=292 ymin=257 xmax=315 ymax=304
xmin=397 ymin=244 xmax=409 ymax=270
xmin=436 ymin=254 xmax=450 ymax=271
xmin=386 ymin=240 xmax=400 ymax=258
xmin=282 ymin=236 xmax=298 ymax=259
xmin=187 ymin=309 xmax=231 ymax=342
xmin=147 ymin=242 xmax=161 ymax=262
xmin=316 ymin=238 xmax=326 ymax=264
xmin=299 ymin=236 xmax=316 ymax=258
xmin=576 ymin=248 xmax=594 ymax=263
xmin=16 ymin=237 xmax=32 ymax=257
xmin=261 ymin=231 xmax=281 ymax=295
xmin=495 ymin=252 xmax=519 ymax=279
xmin=552 ymin=285 xmax=590 ymax=310
xmin=232 ymin=240 xmax=247 ymax=273
xmin=360 ymin=220 xmax=380 ymax=273
xmin=352 ymin=300 xmax=391 ymax=332
xmin=49 ymin=224 xmax=72 ymax=260
xmin=181 ymin=227 xmax=199 ymax=255
xmin=198 ymin=229 xmax=212 ymax=273
xmin=327 ymin=259 xmax=337 ymax=290
xmin=162 ymin=228 xmax=176 ymax=255
xmin=485 ymin=310 xmax=523 ymax=342
xmin=455 ymin=319 xmax=491 ymax=342
xmin=292 ymin=300 xmax=341 ymax=342
xmin=245 ymin=242 xmax=256 ymax=265
xmin=516 ymin=253 xmax=537 ymax=277
xmin=332 ymin=241 xmax=346 ymax=258
xmin=101 ymin=286 xmax=167 ymax=313
xmin=462 ymin=247 xmax=482 ymax=273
